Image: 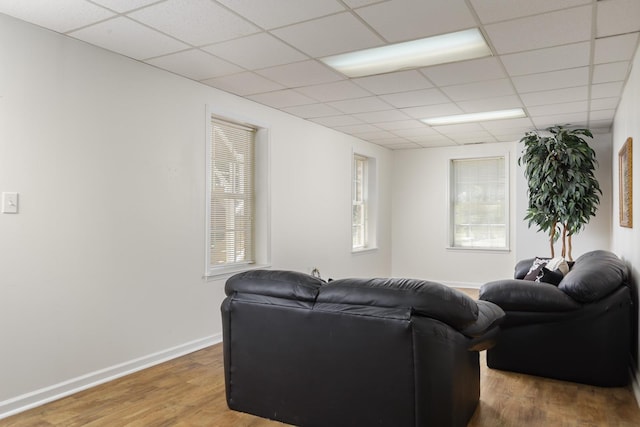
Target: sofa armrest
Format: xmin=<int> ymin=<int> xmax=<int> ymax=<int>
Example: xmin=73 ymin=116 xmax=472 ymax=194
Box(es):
xmin=480 ymin=279 xmax=581 ymax=312
xmin=461 ymin=300 xmax=505 ymax=351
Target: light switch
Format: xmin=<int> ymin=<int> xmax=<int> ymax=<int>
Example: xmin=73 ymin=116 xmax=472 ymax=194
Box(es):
xmin=1 ymin=192 xmax=19 ymax=214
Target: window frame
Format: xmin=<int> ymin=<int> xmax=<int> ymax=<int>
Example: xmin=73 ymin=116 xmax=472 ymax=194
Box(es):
xmin=448 ymin=154 xmax=510 ymax=252
xmin=205 ymin=106 xmax=271 ymax=278
xmin=351 ymin=152 xmax=378 ymax=253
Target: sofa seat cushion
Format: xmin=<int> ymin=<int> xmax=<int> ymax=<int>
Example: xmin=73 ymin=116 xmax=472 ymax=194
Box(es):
xmin=480 ymin=279 xmax=581 ymax=312
xmin=319 ymin=278 xmax=478 ymax=330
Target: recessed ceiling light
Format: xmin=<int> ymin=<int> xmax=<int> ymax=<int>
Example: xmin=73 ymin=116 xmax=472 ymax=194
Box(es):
xmin=320 ymin=28 xmax=492 ymax=78
xmin=421 ymin=108 xmax=526 ymax=126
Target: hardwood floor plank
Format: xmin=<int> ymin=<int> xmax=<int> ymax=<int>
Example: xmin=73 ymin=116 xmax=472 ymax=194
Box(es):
xmin=3 ymin=290 xmax=639 ymax=426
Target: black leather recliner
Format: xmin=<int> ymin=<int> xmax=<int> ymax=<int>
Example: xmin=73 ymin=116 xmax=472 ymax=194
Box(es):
xmin=480 ymin=250 xmax=631 ymax=386
xmin=222 ymin=270 xmax=505 ymax=427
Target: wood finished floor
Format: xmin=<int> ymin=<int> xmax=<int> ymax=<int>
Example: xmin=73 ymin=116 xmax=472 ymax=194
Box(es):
xmin=3 ymin=289 xmax=640 ymax=426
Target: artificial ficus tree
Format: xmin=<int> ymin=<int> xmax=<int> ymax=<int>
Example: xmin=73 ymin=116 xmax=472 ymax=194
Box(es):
xmin=518 ymin=125 xmax=602 ymax=260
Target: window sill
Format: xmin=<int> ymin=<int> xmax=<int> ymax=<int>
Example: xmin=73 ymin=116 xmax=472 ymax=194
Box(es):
xmin=352 ymin=247 xmax=378 ymax=255
xmin=446 ymin=246 xmax=510 ymax=253
xmin=204 ymin=263 xmax=271 ymax=281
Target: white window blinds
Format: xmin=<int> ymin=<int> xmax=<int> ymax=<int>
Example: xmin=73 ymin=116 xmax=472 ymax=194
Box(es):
xmin=210 ymin=118 xmax=255 ymax=267
xmin=352 ymin=154 xmax=368 ymax=249
xmin=451 ymin=156 xmax=507 ymax=249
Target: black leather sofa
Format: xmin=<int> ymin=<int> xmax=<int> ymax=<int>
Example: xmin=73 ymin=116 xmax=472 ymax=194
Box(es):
xmin=480 ymin=250 xmax=631 ymax=386
xmin=222 ymin=270 xmax=505 ymax=427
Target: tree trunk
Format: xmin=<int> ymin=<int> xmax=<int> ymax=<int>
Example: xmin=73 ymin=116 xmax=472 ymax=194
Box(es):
xmin=560 ymin=224 xmax=567 ymax=258
xmin=567 ymin=234 xmax=573 ymax=261
xmin=549 ymin=223 xmax=556 ymax=258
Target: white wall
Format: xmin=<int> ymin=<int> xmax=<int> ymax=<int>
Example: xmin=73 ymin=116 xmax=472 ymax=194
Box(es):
xmin=611 ymin=40 xmax=640 ymax=405
xmin=0 ymin=14 xmax=391 ymax=416
xmin=391 ymin=142 xmax=518 ymax=286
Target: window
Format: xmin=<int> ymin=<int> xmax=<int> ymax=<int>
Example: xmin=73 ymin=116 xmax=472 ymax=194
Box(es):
xmin=450 ymin=156 xmax=508 ymax=250
xmin=209 ymin=118 xmax=255 ymax=268
xmin=352 ymin=153 xmax=377 ymax=251
xmin=352 ymin=155 xmax=368 ymax=250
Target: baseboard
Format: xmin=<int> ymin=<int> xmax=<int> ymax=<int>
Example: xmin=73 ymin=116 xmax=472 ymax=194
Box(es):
xmin=0 ymin=334 xmax=222 ymax=420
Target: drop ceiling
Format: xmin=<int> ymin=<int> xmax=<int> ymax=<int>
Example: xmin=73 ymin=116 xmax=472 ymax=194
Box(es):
xmin=2 ymin=0 xmax=639 ymax=149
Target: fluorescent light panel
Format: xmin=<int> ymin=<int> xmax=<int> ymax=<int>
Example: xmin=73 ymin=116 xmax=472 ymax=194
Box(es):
xmin=321 ymin=28 xmax=492 ymax=78
xmin=422 ymin=109 xmax=526 ymax=126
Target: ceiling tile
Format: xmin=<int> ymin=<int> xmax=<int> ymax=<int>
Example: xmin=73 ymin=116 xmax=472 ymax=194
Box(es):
xmin=431 ymin=123 xmax=485 ymax=135
xmin=342 ymin=0 xmax=386 ymax=7
xmin=282 ymin=103 xmax=343 ymax=118
xmin=248 ymin=89 xmax=316 ymax=108
xmin=355 ymin=0 xmax=476 ymax=42
xmin=256 ymin=60 xmax=345 ymax=87
xmin=272 ymin=12 xmax=383 ymax=57
xmin=401 ymin=103 xmax=463 ymax=119
xmin=203 ymin=33 xmax=307 ymax=70
xmin=420 ymin=57 xmax=505 ymax=86
xmin=485 ymin=6 xmax=592 ymax=54
xmin=457 ymin=95 xmax=523 ymax=113
xmin=392 ymin=127 xmax=440 ymax=137
xmin=69 ymin=17 xmax=188 ymax=60
xmin=531 ymin=112 xmax=588 ymax=128
xmin=520 ymin=86 xmax=588 ymax=106
xmin=596 ymin=0 xmax=640 ymax=38
xmin=589 ymin=109 xmax=616 ymax=121
xmin=590 ymin=97 xmax=620 ymax=111
xmin=500 ymin=42 xmax=591 ymax=76
xmin=332 ymin=123 xmax=381 ymax=134
xmin=441 ymin=79 xmax=514 ymax=101
xmin=470 ymin=0 xmax=590 ymax=24
xmin=380 ymin=88 xmax=450 ymax=108
xmin=0 ymin=0 xmax=115 ymax=33
xmin=296 ymin=81 xmax=372 ymax=102
xmin=374 ymin=120 xmax=427 ymax=131
xmin=352 ymin=109 xmax=411 ymax=123
xmin=594 ymin=33 xmax=640 ymax=64
xmin=217 ymin=0 xmax=345 ymax=29
xmin=91 ymin=0 xmax=158 ymax=13
xmin=591 ymin=81 xmax=624 ymax=99
xmin=146 ymin=49 xmax=242 ymax=80
xmin=410 ymin=135 xmax=455 ymax=146
xmin=480 ymin=117 xmax=535 ymax=131
xmin=512 ymin=67 xmax=589 ymax=93
xmin=492 ymin=132 xmax=526 ymax=142
xmin=201 ymin=72 xmax=284 ymax=96
xmin=381 ymin=141 xmax=422 ymax=149
xmin=311 ymin=115 xmax=364 ymax=127
xmin=352 ymin=70 xmax=433 ymax=95
xmin=328 ymin=96 xmax=392 ymax=113
xmin=129 ymin=0 xmax=259 ymax=46
xmin=592 ymin=61 xmax=631 ymax=84
xmin=527 ymin=101 xmax=589 ymax=117
xmin=352 ymin=130 xmax=397 ymax=140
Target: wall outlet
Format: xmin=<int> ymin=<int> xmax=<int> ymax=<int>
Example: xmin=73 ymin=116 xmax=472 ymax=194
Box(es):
xmin=1 ymin=192 xmax=19 ymax=213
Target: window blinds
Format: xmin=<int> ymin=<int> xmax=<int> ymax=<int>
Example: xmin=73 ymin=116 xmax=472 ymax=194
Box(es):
xmin=451 ymin=157 xmax=506 ymax=249
xmin=210 ymin=118 xmax=255 ymax=267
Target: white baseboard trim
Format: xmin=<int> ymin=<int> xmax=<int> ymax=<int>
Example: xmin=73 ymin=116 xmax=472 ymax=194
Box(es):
xmin=0 ymin=334 xmax=222 ymax=420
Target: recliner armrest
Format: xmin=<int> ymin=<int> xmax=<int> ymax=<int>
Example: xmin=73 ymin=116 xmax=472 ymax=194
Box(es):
xmin=480 ymin=279 xmax=581 ymax=312
xmin=461 ymin=300 xmax=505 ymax=351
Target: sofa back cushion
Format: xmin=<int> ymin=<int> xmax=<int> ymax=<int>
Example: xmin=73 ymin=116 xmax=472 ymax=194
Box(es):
xmin=318 ymin=278 xmax=478 ymax=329
xmin=225 ymin=269 xmax=324 ymax=302
xmin=559 ymin=250 xmax=627 ymax=303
